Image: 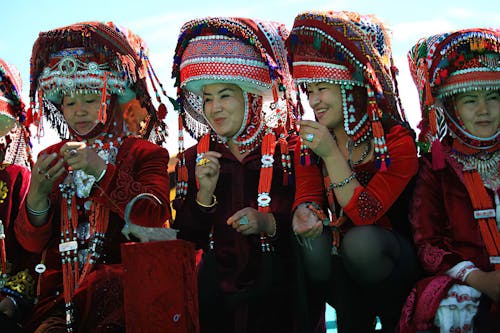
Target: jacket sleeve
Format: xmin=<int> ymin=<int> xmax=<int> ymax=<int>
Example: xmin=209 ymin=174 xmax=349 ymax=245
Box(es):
xmin=343 ymin=125 xmax=418 ymax=225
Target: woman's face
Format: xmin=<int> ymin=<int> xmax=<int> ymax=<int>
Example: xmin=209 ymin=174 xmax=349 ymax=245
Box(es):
xmin=455 ymin=89 xmax=500 ymax=138
xmin=203 ymin=83 xmax=245 ymax=138
xmin=62 ymin=93 xmax=101 ymax=136
xmin=306 ymin=82 xmax=343 ymax=130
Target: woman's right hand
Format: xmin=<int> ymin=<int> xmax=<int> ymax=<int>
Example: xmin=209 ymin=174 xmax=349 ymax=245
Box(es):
xmin=195 ymin=151 xmax=221 ymax=204
xmin=27 ymin=152 xmax=65 ymax=207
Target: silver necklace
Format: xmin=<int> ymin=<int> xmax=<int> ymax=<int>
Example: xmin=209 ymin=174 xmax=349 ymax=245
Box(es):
xmin=451 ymin=149 xmax=500 ymax=191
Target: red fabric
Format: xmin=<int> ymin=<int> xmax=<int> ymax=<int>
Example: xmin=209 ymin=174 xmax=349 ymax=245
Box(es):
xmin=398 ymin=149 xmax=498 ymax=331
xmin=343 ymin=125 xmax=418 ymax=226
xmin=121 ymin=240 xmax=198 ymax=333
xmin=14 ymin=137 xmax=171 ymax=332
xmin=292 ymin=140 xmax=325 ymax=211
xmin=294 ymin=125 xmax=418 ymax=230
xmin=0 ymin=164 xmax=40 ymax=320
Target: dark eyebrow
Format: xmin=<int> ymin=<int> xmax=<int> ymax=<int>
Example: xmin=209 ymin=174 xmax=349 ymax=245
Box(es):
xmin=203 ymin=87 xmax=233 ymax=96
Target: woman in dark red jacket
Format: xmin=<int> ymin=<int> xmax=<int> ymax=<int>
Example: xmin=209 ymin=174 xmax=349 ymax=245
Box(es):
xmin=14 ymin=22 xmax=170 ymax=333
xmin=399 ymin=28 xmax=500 ymax=333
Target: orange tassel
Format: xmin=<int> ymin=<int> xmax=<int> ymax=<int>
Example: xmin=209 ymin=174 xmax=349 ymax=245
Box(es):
xmin=463 ymin=170 xmax=500 ymax=269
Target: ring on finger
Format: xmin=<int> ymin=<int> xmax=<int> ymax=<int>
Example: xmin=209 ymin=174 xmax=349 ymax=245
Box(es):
xmin=304 ymin=133 xmax=315 ymax=142
xmin=239 ymin=216 xmax=249 ymax=225
xmin=196 ymin=158 xmax=211 ymax=167
xmin=69 ymin=149 xmax=78 ymax=156
xmin=44 ymin=172 xmax=51 ymax=180
xmin=37 ymin=167 xmax=44 ymax=175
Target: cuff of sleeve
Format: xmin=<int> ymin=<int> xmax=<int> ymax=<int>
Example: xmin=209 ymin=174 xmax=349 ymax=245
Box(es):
xmin=446 ymin=261 xmax=479 ymax=282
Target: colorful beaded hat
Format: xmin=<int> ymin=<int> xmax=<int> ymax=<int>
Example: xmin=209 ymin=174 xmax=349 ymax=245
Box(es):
xmin=288 ymin=11 xmax=408 ymax=170
xmin=172 ymin=17 xmax=296 ymax=211
xmin=408 ymin=28 xmax=500 ymax=151
xmin=28 ymin=21 xmax=168 ymax=145
xmin=0 ymin=58 xmax=32 ymax=167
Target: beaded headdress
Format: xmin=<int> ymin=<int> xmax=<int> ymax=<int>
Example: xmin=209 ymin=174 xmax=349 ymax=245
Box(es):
xmin=28 ymin=21 xmax=168 ymax=145
xmin=0 ymin=58 xmax=32 ymax=167
xmin=408 ymin=28 xmax=500 ymax=152
xmin=173 ymin=17 xmax=295 ymax=142
xmin=172 ymin=17 xmax=296 ymax=211
xmin=288 ymin=11 xmax=408 ymax=170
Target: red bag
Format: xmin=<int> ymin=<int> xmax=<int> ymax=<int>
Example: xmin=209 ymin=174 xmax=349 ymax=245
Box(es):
xmin=121 ymin=240 xmax=199 ymax=333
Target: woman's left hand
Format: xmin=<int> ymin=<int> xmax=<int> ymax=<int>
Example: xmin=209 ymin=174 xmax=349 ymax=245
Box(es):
xmin=60 ymin=142 xmax=106 ymax=177
xmin=227 ymin=207 xmax=275 ymax=236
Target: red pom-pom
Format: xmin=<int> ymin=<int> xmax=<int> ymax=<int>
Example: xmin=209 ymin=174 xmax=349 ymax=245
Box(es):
xmin=158 ymin=103 xmax=167 ymax=120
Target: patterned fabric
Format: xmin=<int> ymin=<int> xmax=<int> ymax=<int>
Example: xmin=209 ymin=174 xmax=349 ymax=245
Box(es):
xmin=29 ymin=21 xmax=167 ymax=145
xmin=0 ymin=59 xmax=32 ymax=167
xmin=287 ymin=11 xmax=408 ymax=170
xmin=408 ymin=28 xmax=500 ymax=151
xmin=172 ymin=17 xmax=296 ymax=143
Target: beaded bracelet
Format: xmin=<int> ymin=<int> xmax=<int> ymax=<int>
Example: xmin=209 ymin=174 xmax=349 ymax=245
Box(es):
xmin=196 ymin=195 xmax=217 ymax=208
xmin=306 ymin=202 xmax=330 ymax=226
xmin=26 ymin=198 xmax=51 ymax=216
xmin=328 ymin=172 xmax=356 ymax=190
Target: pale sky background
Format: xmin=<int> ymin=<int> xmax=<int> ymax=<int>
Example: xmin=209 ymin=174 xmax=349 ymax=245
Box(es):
xmin=1 ymin=0 xmax=498 ymax=157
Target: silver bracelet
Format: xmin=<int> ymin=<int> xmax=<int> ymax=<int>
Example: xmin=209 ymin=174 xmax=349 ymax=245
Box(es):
xmin=96 ymin=164 xmax=108 ymax=183
xmin=26 ymin=198 xmax=51 ymax=216
xmin=329 ymin=172 xmax=356 ymax=190
xmin=5 ymin=295 xmax=18 ymax=310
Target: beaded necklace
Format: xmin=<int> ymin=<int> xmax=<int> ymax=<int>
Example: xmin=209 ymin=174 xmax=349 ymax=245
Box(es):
xmin=450 ymin=149 xmax=500 ymax=191
xmin=58 ymin=133 xmax=124 ymax=332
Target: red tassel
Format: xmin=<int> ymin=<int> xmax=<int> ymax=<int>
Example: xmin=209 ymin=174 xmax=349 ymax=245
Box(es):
xmin=279 ymin=137 xmax=290 ymax=186
xmin=157 ymin=103 xmax=167 ymax=120
xmin=195 ymin=133 xmax=211 ymax=190
xmin=258 ymin=132 xmax=276 ymax=213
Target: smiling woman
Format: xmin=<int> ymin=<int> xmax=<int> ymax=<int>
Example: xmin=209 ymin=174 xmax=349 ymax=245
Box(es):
xmin=400 ymin=27 xmax=500 ymax=332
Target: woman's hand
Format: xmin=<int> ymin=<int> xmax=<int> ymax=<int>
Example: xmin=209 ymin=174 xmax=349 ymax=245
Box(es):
xmin=292 ymin=203 xmax=323 ymax=239
xmin=195 ymin=151 xmax=221 ymax=205
xmin=0 ymin=297 xmax=16 ymax=318
xmin=227 ymin=207 xmax=276 ymax=236
xmin=60 ymin=142 xmax=106 ymax=178
xmin=466 ymin=269 xmax=500 ymax=303
xmin=27 ymin=152 xmax=65 ymax=208
xmin=299 ymin=119 xmax=338 ymax=160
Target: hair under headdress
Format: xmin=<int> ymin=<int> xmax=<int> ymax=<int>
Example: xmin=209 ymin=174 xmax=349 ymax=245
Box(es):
xmin=287 ymin=11 xmax=409 ymax=170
